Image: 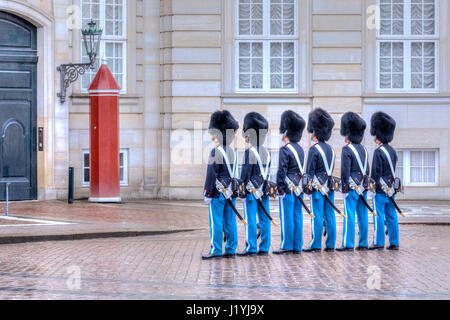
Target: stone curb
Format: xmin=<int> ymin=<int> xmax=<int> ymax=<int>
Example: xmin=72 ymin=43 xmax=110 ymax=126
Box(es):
xmin=0 ymin=228 xmax=201 ymax=245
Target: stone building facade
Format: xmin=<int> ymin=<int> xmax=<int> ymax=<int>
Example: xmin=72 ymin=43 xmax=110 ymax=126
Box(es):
xmin=0 ymin=0 xmax=449 ymax=201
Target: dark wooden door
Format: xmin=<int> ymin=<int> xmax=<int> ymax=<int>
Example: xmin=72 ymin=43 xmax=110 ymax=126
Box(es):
xmin=0 ymin=11 xmax=37 ymax=200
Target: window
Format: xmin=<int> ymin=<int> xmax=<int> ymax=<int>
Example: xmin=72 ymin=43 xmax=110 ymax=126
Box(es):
xmin=81 ymin=0 xmax=127 ymax=92
xmin=82 ymin=149 xmax=129 ymax=186
xmin=236 ymin=0 xmax=298 ymax=93
xmin=82 ymin=150 xmax=90 ymax=187
xmin=377 ymin=0 xmax=439 ymax=92
xmin=396 ymin=149 xmax=439 ymax=186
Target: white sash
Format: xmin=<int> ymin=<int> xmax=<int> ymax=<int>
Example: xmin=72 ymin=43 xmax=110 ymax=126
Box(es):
xmin=314 ymin=144 xmax=335 ymax=176
xmin=286 ymin=143 xmax=306 ymax=175
xmin=250 ymin=147 xmax=270 ymax=180
xmin=348 ymin=144 xmax=368 ymax=175
xmin=217 ymin=146 xmax=238 ymax=179
xmin=380 ymin=146 xmax=396 ymax=177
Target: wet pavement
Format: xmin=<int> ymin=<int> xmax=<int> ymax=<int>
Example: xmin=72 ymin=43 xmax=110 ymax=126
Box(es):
xmin=0 ymin=199 xmax=448 ymax=299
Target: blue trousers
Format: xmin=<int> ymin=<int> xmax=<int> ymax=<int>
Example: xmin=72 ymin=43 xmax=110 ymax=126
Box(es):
xmin=208 ymin=194 xmax=238 ymax=256
xmin=372 ymin=193 xmax=399 ymax=246
xmin=341 ymin=190 xmax=369 ymax=248
xmin=243 ymin=194 xmax=271 ymax=253
xmin=309 ymin=191 xmax=336 ymax=249
xmin=278 ymin=193 xmax=303 ymax=251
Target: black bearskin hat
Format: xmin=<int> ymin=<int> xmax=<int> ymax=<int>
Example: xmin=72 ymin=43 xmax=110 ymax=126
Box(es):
xmin=242 ymin=112 xmax=269 ymax=146
xmin=279 ymin=110 xmax=306 ymax=143
xmin=307 ymin=108 xmax=335 ymax=141
xmin=370 ymin=111 xmax=396 ymax=144
xmin=340 ymin=112 xmax=366 ymax=144
xmin=208 ymin=110 xmax=239 ymax=145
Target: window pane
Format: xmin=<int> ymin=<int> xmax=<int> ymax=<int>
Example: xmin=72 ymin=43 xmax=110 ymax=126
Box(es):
xmin=379 ymin=41 xmax=404 ymax=89
xmin=105 ymin=42 xmax=124 ymax=89
xmin=380 ymin=1 xmax=404 ymax=35
xmin=84 ymin=168 xmax=90 ymax=183
xmin=411 ymin=0 xmax=436 ymax=35
xmin=81 ymin=1 xmax=126 ymax=92
xmin=239 ymin=1 xmax=263 ymax=35
xmin=84 ymin=153 xmax=90 ymax=167
xmin=423 ymin=151 xmax=435 ymax=166
xmin=411 ymin=42 xmax=436 ymax=89
xmin=270 ymin=42 xmax=295 ymax=89
xmin=238 ymin=42 xmax=263 ymax=89
xmin=270 ymin=0 xmax=295 ymax=35
xmin=396 ymin=151 xmax=403 ymax=179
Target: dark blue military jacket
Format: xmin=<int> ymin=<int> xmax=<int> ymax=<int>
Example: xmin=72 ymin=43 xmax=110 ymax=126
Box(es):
xmin=240 ymin=146 xmax=271 ymax=188
xmin=276 ymin=142 xmax=305 ymax=194
xmin=341 ymin=143 xmax=370 ymax=193
xmin=306 ymin=141 xmax=334 ymax=186
xmin=371 ymin=143 xmax=398 ymax=195
xmin=203 ymin=145 xmax=236 ymax=198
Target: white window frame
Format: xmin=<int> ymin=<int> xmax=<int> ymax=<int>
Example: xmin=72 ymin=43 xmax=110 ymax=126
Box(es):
xmin=81 ymin=148 xmax=129 ymax=187
xmin=81 ymin=0 xmax=128 ymax=93
xmin=397 ymin=149 xmax=439 ymax=187
xmin=376 ymin=0 xmax=440 ymax=93
xmin=119 ymin=148 xmax=129 ymax=186
xmin=82 ymin=149 xmax=91 ymax=187
xmin=234 ymin=0 xmax=299 ymax=93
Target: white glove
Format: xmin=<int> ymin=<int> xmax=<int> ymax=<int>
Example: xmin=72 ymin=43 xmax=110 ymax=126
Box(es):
xmin=204 ymin=197 xmax=212 ymax=205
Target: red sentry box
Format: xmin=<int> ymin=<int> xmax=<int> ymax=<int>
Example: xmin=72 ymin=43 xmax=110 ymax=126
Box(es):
xmin=88 ymin=64 xmax=121 ymax=202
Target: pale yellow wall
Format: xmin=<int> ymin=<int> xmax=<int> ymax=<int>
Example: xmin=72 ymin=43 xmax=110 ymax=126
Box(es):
xmin=3 ymin=0 xmax=448 ymax=200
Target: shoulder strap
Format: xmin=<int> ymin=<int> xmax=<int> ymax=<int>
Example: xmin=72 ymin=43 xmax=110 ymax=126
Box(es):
xmin=315 ymin=144 xmax=335 ymax=176
xmin=217 ymin=146 xmax=237 ymax=178
xmin=250 ymin=147 xmax=271 ymax=180
xmin=380 ymin=146 xmax=395 ymax=177
xmin=348 ymin=144 xmax=368 ymax=175
xmin=286 ymin=143 xmax=306 ymax=175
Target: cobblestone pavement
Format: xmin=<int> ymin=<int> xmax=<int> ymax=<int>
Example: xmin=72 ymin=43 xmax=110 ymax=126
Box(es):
xmin=0 ymin=200 xmax=448 ymax=240
xmin=0 ymin=222 xmax=449 ymax=300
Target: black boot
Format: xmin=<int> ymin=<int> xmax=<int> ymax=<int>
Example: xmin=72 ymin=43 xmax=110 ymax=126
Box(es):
xmin=368 ymin=245 xmax=384 ymax=251
xmin=356 ymin=246 xmax=368 ymax=251
xmin=257 ymin=251 xmax=269 ymax=256
xmin=324 ymin=247 xmax=335 ymax=252
xmin=223 ymin=252 xmax=236 ymax=259
xmin=272 ymin=249 xmax=293 ymax=255
xmin=202 ymin=253 xmax=223 ymax=260
xmin=387 ymin=245 xmax=399 ymax=251
xmin=336 ymin=247 xmax=354 ymax=252
xmin=237 ymin=250 xmax=257 ymax=257
xmin=303 ymin=247 xmax=321 ymax=253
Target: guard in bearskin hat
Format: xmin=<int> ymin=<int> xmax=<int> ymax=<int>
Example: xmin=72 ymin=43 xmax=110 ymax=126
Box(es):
xmin=369 ymin=111 xmax=400 ymax=251
xmin=202 ymin=110 xmax=240 ymax=259
xmin=238 ymin=112 xmax=271 ymax=256
xmin=273 ymin=110 xmax=307 ymax=254
xmin=303 ymin=108 xmax=337 ymax=253
xmin=337 ymin=112 xmax=370 ymax=252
